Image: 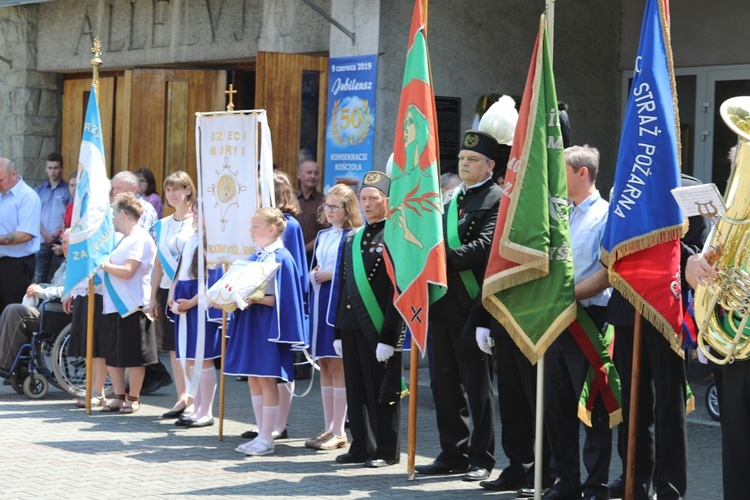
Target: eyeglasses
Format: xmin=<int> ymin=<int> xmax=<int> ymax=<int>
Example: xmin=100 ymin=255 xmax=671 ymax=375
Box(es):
xmin=322 ymin=204 xmax=343 ymax=213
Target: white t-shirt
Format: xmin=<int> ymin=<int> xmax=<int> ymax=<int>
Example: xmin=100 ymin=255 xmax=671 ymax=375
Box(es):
xmin=102 ymin=226 xmax=156 ymax=315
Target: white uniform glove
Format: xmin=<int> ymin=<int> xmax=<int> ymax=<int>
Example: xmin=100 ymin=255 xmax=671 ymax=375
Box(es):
xmin=375 ymin=343 xmax=395 ymax=362
xmin=475 ymin=327 xmax=494 ymax=355
xmin=332 ymin=339 xmax=343 ymax=357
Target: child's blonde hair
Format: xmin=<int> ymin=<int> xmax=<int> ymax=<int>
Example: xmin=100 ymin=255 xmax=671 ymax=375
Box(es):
xmin=254 ymin=207 xmax=287 ymax=236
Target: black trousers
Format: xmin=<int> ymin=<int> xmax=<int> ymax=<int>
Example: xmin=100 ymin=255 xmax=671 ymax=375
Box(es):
xmin=341 ymin=328 xmax=401 ymax=462
xmin=544 ymin=305 xmax=611 ymax=498
xmin=0 ymin=254 xmax=35 ymax=317
xmin=614 ymin=322 xmax=687 ymax=500
xmin=719 ymin=360 xmax=750 ymax=499
xmin=430 ymin=316 xmax=495 ymax=470
xmin=493 ymin=320 xmax=552 ymax=485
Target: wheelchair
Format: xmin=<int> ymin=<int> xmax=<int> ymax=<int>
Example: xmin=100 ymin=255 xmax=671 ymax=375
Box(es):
xmin=0 ymin=299 xmax=112 ymax=399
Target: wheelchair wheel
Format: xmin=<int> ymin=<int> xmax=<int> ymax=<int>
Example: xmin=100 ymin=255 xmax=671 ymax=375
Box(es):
xmin=23 ymin=373 xmax=49 ymax=399
xmin=705 ymin=381 xmax=721 ymax=422
xmin=51 ymin=324 xmax=114 ymax=398
xmin=9 ymin=372 xmax=25 ymax=394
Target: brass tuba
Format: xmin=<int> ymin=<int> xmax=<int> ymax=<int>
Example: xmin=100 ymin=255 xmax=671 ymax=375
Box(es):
xmin=696 ymin=96 xmax=750 ymax=364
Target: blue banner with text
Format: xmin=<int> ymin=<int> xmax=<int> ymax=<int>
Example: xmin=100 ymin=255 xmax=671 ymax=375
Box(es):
xmin=323 ymin=54 xmax=378 ymax=194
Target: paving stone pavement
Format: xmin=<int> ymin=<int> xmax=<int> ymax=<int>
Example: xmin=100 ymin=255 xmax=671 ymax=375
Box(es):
xmin=0 ymin=356 xmax=723 ymax=499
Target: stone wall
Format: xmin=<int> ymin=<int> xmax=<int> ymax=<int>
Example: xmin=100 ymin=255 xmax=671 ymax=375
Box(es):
xmin=36 ymin=0 xmax=332 ymax=71
xmin=0 ymin=6 xmax=61 ymax=186
xmin=376 ymin=0 xmax=621 ymax=192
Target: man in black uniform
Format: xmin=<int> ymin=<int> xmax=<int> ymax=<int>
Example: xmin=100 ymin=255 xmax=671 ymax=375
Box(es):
xmin=607 ymin=173 xmax=710 ymax=499
xmin=415 ymin=130 xmax=501 ymax=482
xmin=334 ymin=171 xmax=405 ymax=468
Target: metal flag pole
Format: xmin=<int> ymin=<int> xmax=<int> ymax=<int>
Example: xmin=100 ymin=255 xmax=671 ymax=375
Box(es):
xmin=531 ymin=3 xmax=554 ymax=498
xmin=85 ymin=37 xmax=103 ymax=416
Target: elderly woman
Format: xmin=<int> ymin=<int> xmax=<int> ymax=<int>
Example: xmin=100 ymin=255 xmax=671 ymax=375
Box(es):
xmin=99 ymin=192 xmax=157 ymax=414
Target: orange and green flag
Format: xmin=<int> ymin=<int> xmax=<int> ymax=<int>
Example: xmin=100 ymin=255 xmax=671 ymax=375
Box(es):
xmin=383 ymin=0 xmax=447 ymax=354
xmin=481 ymin=14 xmax=576 ymax=364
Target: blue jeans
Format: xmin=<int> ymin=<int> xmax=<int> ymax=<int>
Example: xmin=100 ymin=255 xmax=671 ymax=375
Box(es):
xmin=34 ymin=244 xmax=62 ymax=284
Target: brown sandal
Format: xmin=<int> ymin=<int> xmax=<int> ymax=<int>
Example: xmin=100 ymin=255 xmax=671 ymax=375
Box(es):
xmin=120 ymin=395 xmax=140 ymax=415
xmin=100 ymin=394 xmax=125 ymax=413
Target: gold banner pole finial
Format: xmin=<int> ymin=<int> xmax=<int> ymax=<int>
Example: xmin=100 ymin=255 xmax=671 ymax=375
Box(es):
xmin=91 ymin=37 xmax=102 ymax=88
xmin=225 ymin=84 xmax=238 ymax=111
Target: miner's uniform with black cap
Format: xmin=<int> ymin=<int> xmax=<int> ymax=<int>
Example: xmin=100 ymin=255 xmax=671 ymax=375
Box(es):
xmin=334 ymin=170 xmax=405 ymax=466
xmin=416 ymin=130 xmax=501 ymax=480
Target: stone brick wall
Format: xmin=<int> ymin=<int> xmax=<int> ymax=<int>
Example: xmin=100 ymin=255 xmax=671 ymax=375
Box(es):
xmin=0 ymin=5 xmax=61 ymax=187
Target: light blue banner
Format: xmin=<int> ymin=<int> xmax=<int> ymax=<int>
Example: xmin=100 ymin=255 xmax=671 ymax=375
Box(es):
xmin=323 ymin=54 xmax=378 ymax=194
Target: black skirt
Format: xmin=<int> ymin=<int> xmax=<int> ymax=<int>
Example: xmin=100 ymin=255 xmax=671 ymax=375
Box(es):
xmin=158 ymin=287 xmax=176 ymax=351
xmin=103 ymin=311 xmax=157 ymax=368
xmin=69 ymin=294 xmax=107 ymax=358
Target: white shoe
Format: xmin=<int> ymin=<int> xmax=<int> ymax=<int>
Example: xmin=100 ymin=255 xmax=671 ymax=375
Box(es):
xmin=235 ymin=439 xmax=256 ymax=454
xmin=244 ymin=438 xmax=274 ymax=456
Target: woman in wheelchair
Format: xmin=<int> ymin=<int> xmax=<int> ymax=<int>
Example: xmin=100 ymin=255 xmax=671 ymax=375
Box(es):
xmin=0 ymin=230 xmax=69 ymax=374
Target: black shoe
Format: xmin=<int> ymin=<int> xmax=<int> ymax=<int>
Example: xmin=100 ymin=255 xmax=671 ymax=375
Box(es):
xmin=140 ymin=376 xmax=173 ymax=395
xmin=542 ymin=488 xmax=582 ymax=499
xmin=186 ymin=418 xmax=215 ymax=428
xmin=364 ymin=458 xmax=398 ymax=468
xmin=480 ymin=475 xmax=525 ymax=491
xmin=608 ymin=477 xmax=624 ymax=498
xmin=174 ymin=417 xmax=193 ymax=427
xmin=463 ymin=466 xmax=490 ymax=482
xmin=518 ymin=486 xmax=554 ymax=498
xmin=161 ymin=408 xmax=185 ymax=419
xmin=415 ymin=459 xmax=468 ymax=475
xmin=335 ymin=452 xmax=367 ymax=464
xmin=272 ymin=428 xmax=288 ymax=440
xmin=241 ymin=428 xmax=259 ymax=439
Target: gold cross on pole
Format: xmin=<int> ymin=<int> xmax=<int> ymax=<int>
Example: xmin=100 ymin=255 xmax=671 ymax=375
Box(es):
xmin=225 ymin=84 xmax=238 ymax=111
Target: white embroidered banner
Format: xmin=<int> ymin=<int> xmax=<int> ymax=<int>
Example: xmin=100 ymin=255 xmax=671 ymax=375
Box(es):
xmin=195 ymin=111 xmax=275 ymax=265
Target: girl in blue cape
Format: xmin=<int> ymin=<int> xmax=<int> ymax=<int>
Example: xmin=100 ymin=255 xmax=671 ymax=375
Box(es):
xmin=224 ymin=207 xmax=307 ymax=456
xmin=304 ymin=183 xmax=362 ymax=451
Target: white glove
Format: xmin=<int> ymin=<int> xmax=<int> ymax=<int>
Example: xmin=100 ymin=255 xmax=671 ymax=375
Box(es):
xmin=475 ymin=327 xmax=494 ymax=355
xmin=332 ymin=339 xmax=343 ymax=357
xmin=375 ymin=343 xmax=395 ymax=362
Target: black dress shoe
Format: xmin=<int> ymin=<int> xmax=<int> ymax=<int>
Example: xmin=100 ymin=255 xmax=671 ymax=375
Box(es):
xmin=480 ymin=475 xmax=525 ymax=491
xmin=186 ymin=418 xmax=215 ymax=428
xmin=607 ymin=477 xmax=624 ymax=498
xmin=542 ymin=488 xmax=582 ymax=499
xmin=272 ymin=428 xmax=288 ymax=440
xmin=140 ymin=376 xmax=173 ymax=395
xmin=463 ymin=465 xmax=490 ymax=482
xmin=174 ymin=417 xmax=193 ymax=427
xmin=335 ymin=452 xmax=367 ymax=464
xmin=161 ymin=408 xmax=185 ymax=419
xmin=241 ymin=428 xmax=259 ymax=439
xmin=518 ymin=486 xmax=554 ymax=498
xmin=364 ymin=458 xmax=398 ymax=468
xmin=414 ymin=459 xmax=468 ymax=475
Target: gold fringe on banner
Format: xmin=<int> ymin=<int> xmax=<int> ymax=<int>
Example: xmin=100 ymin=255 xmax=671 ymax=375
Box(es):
xmin=482 ymin=295 xmax=576 ymax=365
xmin=608 ymin=270 xmax=685 ymax=358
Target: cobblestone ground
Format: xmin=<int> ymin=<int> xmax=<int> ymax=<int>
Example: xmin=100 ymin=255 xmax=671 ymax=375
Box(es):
xmin=0 ymin=356 xmax=722 ymax=499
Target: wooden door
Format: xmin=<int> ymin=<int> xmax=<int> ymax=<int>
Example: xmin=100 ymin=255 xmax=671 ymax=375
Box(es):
xmin=61 ymin=74 xmax=122 ymax=178
xmin=126 ymin=68 xmax=227 ymax=199
xmin=256 ymin=52 xmax=329 ymax=183
xmin=62 ymin=69 xmax=227 ymax=210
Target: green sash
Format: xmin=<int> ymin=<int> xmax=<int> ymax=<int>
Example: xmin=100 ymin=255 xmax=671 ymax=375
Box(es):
xmin=352 ymin=227 xmax=384 ymax=333
xmin=446 ymin=192 xmax=480 ymax=299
